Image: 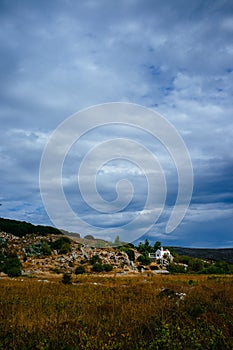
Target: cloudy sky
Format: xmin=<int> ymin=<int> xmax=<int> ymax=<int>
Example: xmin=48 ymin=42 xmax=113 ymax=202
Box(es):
xmin=0 ymin=0 xmax=233 ymax=247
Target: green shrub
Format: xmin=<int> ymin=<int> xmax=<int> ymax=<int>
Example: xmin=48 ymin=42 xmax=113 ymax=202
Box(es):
xmin=91 ymin=263 xmax=104 ymax=272
xmin=119 ymin=247 xmax=135 ymax=261
xmin=174 ymin=254 xmax=191 ymax=264
xmin=90 ymin=255 xmax=102 ymax=265
xmin=102 ymin=264 xmax=113 ymax=272
xmin=168 ymin=262 xmax=187 ymax=273
xmin=188 ymin=258 xmax=204 ymax=272
xmin=51 ymin=237 xmax=71 ymax=254
xmin=137 ymin=252 xmax=150 ymax=265
xmin=75 ymin=266 xmax=85 ymax=275
xmin=59 ymin=242 xmax=71 ymax=254
xmin=3 ymin=255 xmax=22 ymax=277
xmin=25 ymin=242 xmax=44 ymax=256
xmin=42 ymin=242 xmax=51 ymax=256
xmin=62 ymin=273 xmax=72 ymax=284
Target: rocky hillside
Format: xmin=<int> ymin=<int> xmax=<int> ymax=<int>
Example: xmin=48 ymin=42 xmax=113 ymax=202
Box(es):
xmin=1 ymin=218 xmax=232 ymax=277
xmin=0 ymin=231 xmax=166 ymax=277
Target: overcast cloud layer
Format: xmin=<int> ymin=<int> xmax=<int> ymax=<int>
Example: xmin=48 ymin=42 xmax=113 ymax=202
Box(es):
xmin=0 ymin=0 xmax=233 ymax=247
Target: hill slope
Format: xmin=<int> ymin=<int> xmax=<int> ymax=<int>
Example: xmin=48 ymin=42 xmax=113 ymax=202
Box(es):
xmin=172 ymin=247 xmax=233 ymax=264
xmin=0 ymin=217 xmax=61 ymax=237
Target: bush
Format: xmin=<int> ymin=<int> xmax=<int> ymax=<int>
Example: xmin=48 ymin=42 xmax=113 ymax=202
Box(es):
xmin=59 ymin=242 xmax=71 ymax=254
xmin=42 ymin=242 xmax=51 ymax=256
xmin=168 ymin=262 xmax=187 ymax=274
xmin=75 ymin=266 xmax=85 ymax=275
xmin=102 ymin=264 xmax=113 ymax=272
xmin=25 ymin=242 xmax=44 ymax=256
xmin=174 ymin=254 xmax=191 ymax=265
xmin=3 ymin=255 xmax=22 ymax=277
xmin=200 ymin=261 xmax=233 ymax=274
xmin=188 ymin=258 xmax=204 ymax=272
xmin=62 ymin=273 xmax=72 ymax=284
xmin=90 ymin=255 xmax=102 ymax=265
xmin=91 ymin=263 xmax=104 ymax=272
xmin=6 ymin=266 xmax=22 ymax=277
xmin=51 ymin=237 xmax=71 ymax=254
xmin=137 ymin=252 xmax=150 ymax=265
xmin=119 ymin=247 xmax=135 ymax=261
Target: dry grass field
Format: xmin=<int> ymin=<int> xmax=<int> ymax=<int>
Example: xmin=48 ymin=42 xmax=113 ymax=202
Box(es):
xmin=0 ymin=274 xmax=233 ymax=349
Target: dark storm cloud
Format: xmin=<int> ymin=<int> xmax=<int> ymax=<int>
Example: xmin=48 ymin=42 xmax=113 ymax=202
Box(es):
xmin=1 ymin=0 xmax=233 ymax=246
xmin=193 ymin=158 xmax=233 ymax=204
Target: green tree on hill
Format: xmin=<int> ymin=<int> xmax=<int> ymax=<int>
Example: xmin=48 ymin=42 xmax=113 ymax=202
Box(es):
xmin=153 ymin=241 xmax=161 ymax=251
xmin=137 ymin=239 xmax=152 ymax=254
xmin=114 ymin=235 xmax=121 ymax=246
xmin=51 ymin=237 xmax=71 ymax=254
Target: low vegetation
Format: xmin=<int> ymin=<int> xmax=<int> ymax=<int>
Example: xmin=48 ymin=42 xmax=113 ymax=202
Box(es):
xmin=169 ymin=251 xmax=233 ymax=274
xmin=50 ymin=236 xmax=72 ymax=254
xmin=90 ymin=255 xmax=113 ymax=272
xmin=0 ymin=274 xmax=232 ymax=349
xmin=0 ymin=217 xmax=61 ymax=237
xmin=0 ymin=254 xmax=22 ymax=277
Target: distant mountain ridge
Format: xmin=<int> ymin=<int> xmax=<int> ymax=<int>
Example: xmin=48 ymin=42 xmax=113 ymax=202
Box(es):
xmin=172 ymin=247 xmax=233 ymax=264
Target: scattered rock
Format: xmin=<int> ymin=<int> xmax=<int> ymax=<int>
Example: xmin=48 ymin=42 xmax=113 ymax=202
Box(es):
xmin=157 ymin=288 xmax=186 ymax=302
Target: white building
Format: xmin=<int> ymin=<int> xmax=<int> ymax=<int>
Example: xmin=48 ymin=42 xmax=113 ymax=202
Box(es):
xmin=156 ymin=247 xmax=172 ymax=260
xmin=149 ymin=247 xmax=173 ymax=262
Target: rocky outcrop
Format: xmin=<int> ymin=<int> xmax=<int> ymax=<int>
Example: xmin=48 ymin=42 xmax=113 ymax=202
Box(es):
xmin=0 ymin=231 xmax=142 ymax=275
xmin=0 ymin=231 xmax=169 ymax=276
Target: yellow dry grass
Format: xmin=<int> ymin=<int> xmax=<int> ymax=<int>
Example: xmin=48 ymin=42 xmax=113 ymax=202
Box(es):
xmin=0 ymin=274 xmax=233 ymax=349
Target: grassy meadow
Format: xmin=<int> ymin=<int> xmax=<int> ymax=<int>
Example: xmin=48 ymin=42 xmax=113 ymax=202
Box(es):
xmin=0 ymin=274 xmax=233 ymax=349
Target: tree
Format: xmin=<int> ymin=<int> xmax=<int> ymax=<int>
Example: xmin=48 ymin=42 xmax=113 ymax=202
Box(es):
xmin=137 ymin=239 xmax=152 ymax=254
xmin=137 ymin=252 xmax=151 ymax=265
xmin=51 ymin=237 xmax=71 ymax=254
xmin=42 ymin=242 xmax=51 ymax=256
xmin=114 ymin=235 xmax=121 ymax=246
xmin=153 ymin=241 xmax=161 ymax=251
